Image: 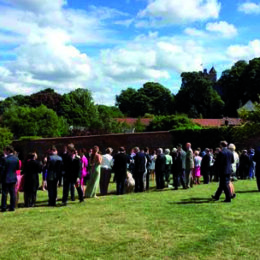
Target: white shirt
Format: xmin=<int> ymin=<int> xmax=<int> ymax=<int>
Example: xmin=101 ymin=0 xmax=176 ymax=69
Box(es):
xmin=101 ymin=154 xmax=114 ymax=170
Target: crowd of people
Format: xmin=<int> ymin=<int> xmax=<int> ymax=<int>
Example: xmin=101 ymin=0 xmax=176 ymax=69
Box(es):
xmin=1 ymin=140 xmax=260 ymax=212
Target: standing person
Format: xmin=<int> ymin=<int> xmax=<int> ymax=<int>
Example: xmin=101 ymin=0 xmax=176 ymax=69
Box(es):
xmin=1 ymin=146 xmax=19 ymax=212
xmin=193 ymin=151 xmax=202 ymax=184
xmin=23 ymin=152 xmax=42 ymax=207
xmin=133 ymin=147 xmax=146 ymax=193
xmin=79 ymin=149 xmax=88 ymax=195
xmin=113 ymin=147 xmax=128 ymax=195
xmin=253 ymin=147 xmax=260 ymax=191
xmin=155 ymin=148 xmax=166 ymax=189
xmin=62 ymin=144 xmax=84 ymax=205
xmin=175 ymin=144 xmax=186 ymax=189
xmin=15 ymin=154 xmax=22 ymax=207
xmin=228 ymin=144 xmax=239 ymax=178
xmin=239 ymin=150 xmax=250 ymax=180
xmin=213 ymin=148 xmax=221 ymax=182
xmin=212 ymin=141 xmax=234 ymax=202
xmin=85 ymin=146 xmax=102 ymax=198
xmin=185 ymin=143 xmax=194 ymax=188
xmin=144 ymin=147 xmax=152 ymax=191
xmin=249 ymin=149 xmax=256 ymax=179
xmin=100 ymin=148 xmax=113 ymax=196
xmin=201 ymin=148 xmax=211 ymax=184
xmin=149 ymin=150 xmax=157 ymax=183
xmin=46 ymin=147 xmax=62 ymax=207
xmin=165 ymin=149 xmax=173 ymax=188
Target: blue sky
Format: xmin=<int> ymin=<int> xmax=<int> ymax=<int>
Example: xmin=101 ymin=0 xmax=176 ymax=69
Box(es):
xmin=0 ymin=0 xmax=260 ymax=105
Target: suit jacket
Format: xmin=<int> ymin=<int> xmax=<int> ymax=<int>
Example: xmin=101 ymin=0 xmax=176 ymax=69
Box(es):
xmin=201 ymin=154 xmax=211 ymax=174
xmin=186 ymin=149 xmax=194 ymax=169
xmin=155 ymin=154 xmax=166 ymax=174
xmin=1 ymin=154 xmax=19 ymax=184
xmin=47 ymin=154 xmax=63 ymax=181
xmin=23 ymin=159 xmax=42 ymax=192
xmin=113 ymin=153 xmax=127 ymax=180
xmin=218 ymin=147 xmax=234 ymax=176
xmin=133 ymin=152 xmax=146 ymax=174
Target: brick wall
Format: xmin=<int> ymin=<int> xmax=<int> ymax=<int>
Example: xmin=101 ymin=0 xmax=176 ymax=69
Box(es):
xmin=13 ymin=132 xmax=174 ymax=159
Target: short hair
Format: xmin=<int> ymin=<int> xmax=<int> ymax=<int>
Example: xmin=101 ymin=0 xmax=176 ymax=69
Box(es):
xmin=172 ymin=148 xmax=177 ymax=153
xmin=4 ymin=146 xmax=14 ymax=153
xmin=220 ymin=141 xmax=228 ymax=147
xmin=51 ymin=145 xmax=57 ymax=152
xmin=228 ymin=143 xmax=236 ymax=151
xmin=106 ymin=147 xmax=113 ymax=154
xmin=67 ymin=143 xmax=75 ymax=152
xmin=194 ymin=151 xmax=199 ymax=156
xmin=165 ymin=149 xmax=170 ymax=155
xmin=119 ymin=147 xmax=125 ymax=152
xmin=144 ymin=147 xmax=149 ymax=153
xmin=157 ymin=148 xmax=163 ymax=154
xmin=134 ymin=147 xmax=140 ymax=152
xmin=177 ymin=144 xmax=182 ymax=148
xmin=28 ymin=152 xmax=35 ymax=160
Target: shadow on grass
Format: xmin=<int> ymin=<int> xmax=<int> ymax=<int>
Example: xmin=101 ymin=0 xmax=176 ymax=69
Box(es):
xmin=236 ymin=190 xmax=259 ymax=194
xmin=169 ymin=197 xmax=213 ymax=205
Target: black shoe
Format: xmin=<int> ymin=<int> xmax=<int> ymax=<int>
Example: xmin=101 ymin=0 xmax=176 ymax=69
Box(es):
xmin=211 ymin=195 xmax=219 ymax=201
xmin=61 ymin=202 xmax=67 ymax=206
xmin=8 ymin=208 xmax=15 ymax=212
xmin=1 ymin=209 xmax=6 ymax=212
xmin=223 ymin=200 xmax=231 ymax=203
xmin=231 ymin=194 xmax=236 ymax=199
xmin=79 ymin=199 xmax=84 ymax=203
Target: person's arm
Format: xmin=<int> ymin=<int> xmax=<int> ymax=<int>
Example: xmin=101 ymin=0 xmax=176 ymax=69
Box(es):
xmin=96 ymin=154 xmax=102 ymax=165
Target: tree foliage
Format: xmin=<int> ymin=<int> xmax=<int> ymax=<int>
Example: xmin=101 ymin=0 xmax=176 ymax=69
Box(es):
xmin=116 ymin=82 xmax=174 ymax=117
xmin=147 ymin=114 xmax=202 ymax=132
xmin=0 ymin=128 xmax=13 ymax=152
xmin=175 ymin=72 xmax=224 ymax=118
xmin=2 ymin=105 xmax=68 ymax=138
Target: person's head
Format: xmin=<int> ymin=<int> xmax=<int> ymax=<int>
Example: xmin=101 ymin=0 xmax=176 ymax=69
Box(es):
xmin=228 ymin=143 xmax=236 ymax=152
xmin=28 ymin=152 xmax=36 ymax=160
xmin=220 ymin=141 xmax=228 ymax=148
xmin=177 ymin=144 xmax=182 ymax=151
xmin=209 ymin=149 xmax=213 ymax=154
xmin=186 ymin=143 xmax=191 ymax=150
xmin=106 ymin=147 xmax=113 ymax=155
xmin=242 ymin=150 xmax=247 ymax=155
xmin=215 ymin=147 xmax=221 ymax=154
xmin=205 ymin=148 xmax=210 ymax=154
xmin=4 ymin=146 xmax=14 ymax=155
xmin=144 ymin=147 xmax=149 ymax=154
xmin=50 ymin=145 xmax=58 ymax=155
xmin=197 ymin=147 xmax=201 ymax=152
xmin=165 ymin=148 xmax=170 ymax=155
xmin=79 ymin=148 xmax=87 ymax=157
xmin=157 ymin=148 xmax=163 ymax=155
xmin=67 ymin=143 xmax=76 ymax=155
xmin=194 ymin=151 xmax=199 ymax=156
xmin=133 ymin=147 xmax=140 ymax=153
xmin=93 ymin=146 xmax=99 ymax=154
xmin=119 ymin=147 xmax=125 ymax=153
xmin=172 ymin=148 xmax=177 ymax=154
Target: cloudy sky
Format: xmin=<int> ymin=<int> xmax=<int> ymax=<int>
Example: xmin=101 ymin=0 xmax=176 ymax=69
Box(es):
xmin=0 ymin=0 xmax=260 ymax=105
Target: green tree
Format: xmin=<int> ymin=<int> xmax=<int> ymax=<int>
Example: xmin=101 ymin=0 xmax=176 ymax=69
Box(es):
xmin=147 ymin=114 xmax=202 ymax=131
xmin=59 ymin=89 xmax=99 ymax=127
xmin=2 ymin=105 xmax=68 ymax=138
xmin=175 ymin=72 xmax=224 ymax=118
xmin=96 ymin=105 xmax=124 ymax=118
xmin=0 ymin=128 xmax=13 ymax=152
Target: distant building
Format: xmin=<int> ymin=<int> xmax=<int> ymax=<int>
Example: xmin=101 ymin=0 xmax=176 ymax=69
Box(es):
xmin=237 ymin=100 xmax=255 ymax=114
xmin=202 ymin=67 xmax=217 ymax=83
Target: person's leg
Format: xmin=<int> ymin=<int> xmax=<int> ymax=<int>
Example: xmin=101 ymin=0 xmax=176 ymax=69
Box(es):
xmin=1 ymin=183 xmax=8 ymax=211
xmin=223 ymin=180 xmax=231 ymax=202
xmin=185 ymin=169 xmax=190 ymax=188
xmin=99 ymin=168 xmax=106 ymax=196
xmin=146 ymin=170 xmax=150 ymax=190
xmin=155 ymin=172 xmax=160 ymax=189
xmin=62 ymin=178 xmax=69 ymax=204
xmin=189 ymin=170 xmax=193 ymax=188
xmin=213 ymin=179 xmax=224 ymax=199
xmin=9 ymin=183 xmax=16 ymax=211
xmin=143 ymin=171 xmax=147 ymax=191
xmin=70 ymin=182 xmax=75 ymax=201
xmin=104 ymin=170 xmax=111 ymax=195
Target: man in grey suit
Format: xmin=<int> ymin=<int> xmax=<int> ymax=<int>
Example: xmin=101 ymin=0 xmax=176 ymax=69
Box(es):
xmin=212 ymin=141 xmax=234 ymax=202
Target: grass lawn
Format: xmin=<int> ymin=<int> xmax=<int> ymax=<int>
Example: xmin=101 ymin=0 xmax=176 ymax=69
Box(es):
xmin=0 ymin=180 xmax=260 ymax=260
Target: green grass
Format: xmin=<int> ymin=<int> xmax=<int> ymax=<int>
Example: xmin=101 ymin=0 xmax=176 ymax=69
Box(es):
xmin=0 ymin=180 xmax=260 ymax=260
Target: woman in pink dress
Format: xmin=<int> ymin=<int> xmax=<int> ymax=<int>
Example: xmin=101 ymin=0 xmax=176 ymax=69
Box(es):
xmin=15 ymin=155 xmax=22 ymax=207
xmin=79 ymin=149 xmax=88 ymax=195
xmin=193 ymin=151 xmax=202 ymax=184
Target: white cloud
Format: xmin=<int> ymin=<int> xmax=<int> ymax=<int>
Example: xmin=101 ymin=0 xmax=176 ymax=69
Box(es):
xmin=138 ymin=0 xmax=221 ymax=26
xmin=184 ymin=27 xmax=207 ymax=37
xmin=206 ymin=21 xmax=237 ymax=38
xmin=238 ymin=1 xmax=260 ymax=14
xmin=227 ymin=39 xmax=260 ymax=61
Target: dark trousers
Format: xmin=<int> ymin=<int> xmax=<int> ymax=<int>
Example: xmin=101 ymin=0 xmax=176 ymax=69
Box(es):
xmin=1 ymin=182 xmax=16 ymax=211
xmin=134 ymin=172 xmax=145 ymax=192
xmin=214 ymin=176 xmax=231 ymax=201
xmin=100 ymin=168 xmax=111 ymax=196
xmin=116 ymin=178 xmax=125 ymax=195
xmin=24 ymin=190 xmax=37 ymax=207
xmin=47 ymin=179 xmax=58 ymax=206
xmin=156 ymin=171 xmax=165 ymax=189
xmin=165 ymin=165 xmax=171 ymax=183
xmin=146 ymin=170 xmax=151 ymax=190
xmin=173 ymin=170 xmax=186 ymax=189
xmin=203 ymin=171 xmax=210 ymax=184
xmin=62 ymin=179 xmax=83 ymax=203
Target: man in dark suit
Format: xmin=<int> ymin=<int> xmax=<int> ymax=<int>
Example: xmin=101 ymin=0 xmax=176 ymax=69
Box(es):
xmin=1 ymin=146 xmax=19 ymax=212
xmin=155 ymin=148 xmax=166 ymax=189
xmin=201 ymin=148 xmax=211 ymax=184
xmin=253 ymin=147 xmax=260 ymax=191
xmin=46 ymin=146 xmax=63 ymax=206
xmin=62 ymin=144 xmax=84 ymax=205
xmin=212 ymin=141 xmax=234 ymax=202
xmin=113 ymin=147 xmax=128 ymax=195
xmin=133 ymin=147 xmax=146 ymax=192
